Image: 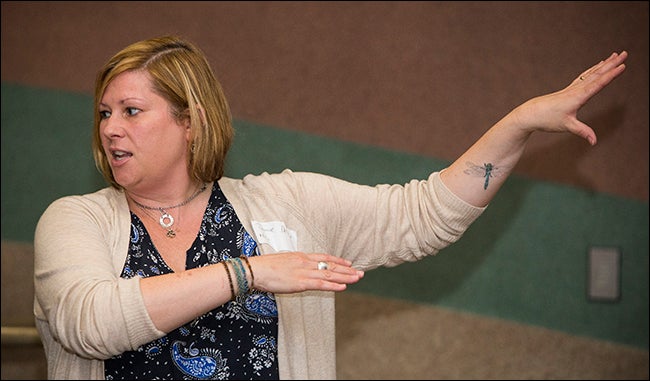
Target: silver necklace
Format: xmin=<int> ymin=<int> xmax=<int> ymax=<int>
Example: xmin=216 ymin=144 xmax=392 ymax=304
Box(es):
xmin=130 ymin=183 xmax=207 ymax=238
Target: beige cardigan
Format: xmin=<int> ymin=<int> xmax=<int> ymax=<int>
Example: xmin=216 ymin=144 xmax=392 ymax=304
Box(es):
xmin=34 ymin=169 xmax=484 ymax=379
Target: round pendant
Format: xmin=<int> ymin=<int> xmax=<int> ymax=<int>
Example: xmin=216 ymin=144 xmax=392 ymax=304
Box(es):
xmin=159 ymin=213 xmax=174 ymax=229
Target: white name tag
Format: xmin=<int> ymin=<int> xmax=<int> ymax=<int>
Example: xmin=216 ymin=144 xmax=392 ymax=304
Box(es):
xmin=251 ymin=221 xmax=297 ymax=253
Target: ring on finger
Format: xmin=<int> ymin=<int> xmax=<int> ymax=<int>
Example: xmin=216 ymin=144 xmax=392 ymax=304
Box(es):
xmin=317 ymin=261 xmax=329 ymax=270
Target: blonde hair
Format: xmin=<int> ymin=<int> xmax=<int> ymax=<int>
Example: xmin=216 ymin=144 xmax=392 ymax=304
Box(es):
xmin=92 ymin=36 xmax=233 ymax=189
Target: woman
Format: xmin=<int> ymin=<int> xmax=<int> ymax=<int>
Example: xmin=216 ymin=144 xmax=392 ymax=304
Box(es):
xmin=34 ymin=36 xmax=627 ymax=379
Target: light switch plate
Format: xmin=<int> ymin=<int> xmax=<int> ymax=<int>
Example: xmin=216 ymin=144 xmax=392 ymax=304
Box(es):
xmin=587 ymin=246 xmax=621 ymax=302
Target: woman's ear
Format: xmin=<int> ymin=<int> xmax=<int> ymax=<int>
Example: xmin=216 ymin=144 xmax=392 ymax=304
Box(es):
xmin=182 ymin=111 xmax=192 ymax=139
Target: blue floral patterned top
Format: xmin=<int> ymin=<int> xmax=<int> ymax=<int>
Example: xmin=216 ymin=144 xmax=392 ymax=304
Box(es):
xmin=105 ymin=183 xmax=279 ymax=380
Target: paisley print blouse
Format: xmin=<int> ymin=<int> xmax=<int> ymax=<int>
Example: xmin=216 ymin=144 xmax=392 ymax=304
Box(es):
xmin=105 ymin=183 xmax=279 ymax=380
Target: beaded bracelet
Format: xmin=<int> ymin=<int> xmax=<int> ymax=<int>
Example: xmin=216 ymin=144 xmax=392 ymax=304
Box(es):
xmin=220 ymin=261 xmax=235 ymax=300
xmin=240 ymin=255 xmax=255 ymax=289
xmin=229 ymin=257 xmax=249 ymax=296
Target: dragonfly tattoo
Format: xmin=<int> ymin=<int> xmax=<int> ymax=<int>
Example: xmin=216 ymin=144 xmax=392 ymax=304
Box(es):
xmin=463 ymin=161 xmax=506 ymax=190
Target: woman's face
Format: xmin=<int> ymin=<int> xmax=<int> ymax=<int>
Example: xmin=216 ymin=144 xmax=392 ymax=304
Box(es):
xmin=99 ymin=70 xmax=190 ymax=191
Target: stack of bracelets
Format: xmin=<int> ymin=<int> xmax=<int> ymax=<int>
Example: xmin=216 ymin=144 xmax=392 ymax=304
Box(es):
xmin=220 ymin=256 xmax=255 ymax=300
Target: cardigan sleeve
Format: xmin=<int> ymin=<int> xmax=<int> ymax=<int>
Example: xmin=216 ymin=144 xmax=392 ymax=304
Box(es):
xmin=238 ymin=169 xmax=486 ymax=271
xmin=320 ymin=171 xmax=485 ymax=269
xmin=33 ymin=190 xmax=165 ymax=360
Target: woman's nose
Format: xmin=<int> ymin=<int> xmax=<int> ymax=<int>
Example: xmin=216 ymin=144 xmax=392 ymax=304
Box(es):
xmin=101 ymin=115 xmax=125 ymax=138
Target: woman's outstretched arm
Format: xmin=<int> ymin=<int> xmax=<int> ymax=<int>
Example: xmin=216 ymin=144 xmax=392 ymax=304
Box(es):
xmin=441 ymin=51 xmax=628 ymax=207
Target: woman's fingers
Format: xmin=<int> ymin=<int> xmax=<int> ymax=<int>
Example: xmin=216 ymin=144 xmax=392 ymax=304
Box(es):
xmin=308 ymin=254 xmax=365 ymax=286
xmin=572 ymin=51 xmax=627 ymax=87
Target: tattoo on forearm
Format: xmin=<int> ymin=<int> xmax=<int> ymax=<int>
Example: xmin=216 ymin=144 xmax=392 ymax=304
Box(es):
xmin=463 ymin=161 xmax=505 ymax=190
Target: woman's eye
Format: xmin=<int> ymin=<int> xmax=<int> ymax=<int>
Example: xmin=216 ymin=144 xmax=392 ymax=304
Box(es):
xmin=125 ymin=107 xmax=141 ymax=116
xmin=99 ymin=110 xmax=111 ymax=119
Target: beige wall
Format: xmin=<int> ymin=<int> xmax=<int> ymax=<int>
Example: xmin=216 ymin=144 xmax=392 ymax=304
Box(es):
xmin=2 ymin=1 xmax=648 ymax=201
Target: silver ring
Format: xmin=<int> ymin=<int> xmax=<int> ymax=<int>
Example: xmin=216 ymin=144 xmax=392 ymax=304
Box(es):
xmin=317 ymin=261 xmax=328 ymax=270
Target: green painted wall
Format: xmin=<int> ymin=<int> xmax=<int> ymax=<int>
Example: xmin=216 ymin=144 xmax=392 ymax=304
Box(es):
xmin=2 ymin=83 xmax=648 ymax=349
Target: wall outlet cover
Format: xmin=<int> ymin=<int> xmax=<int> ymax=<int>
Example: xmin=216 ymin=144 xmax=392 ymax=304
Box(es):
xmin=587 ymin=246 xmax=621 ymax=302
